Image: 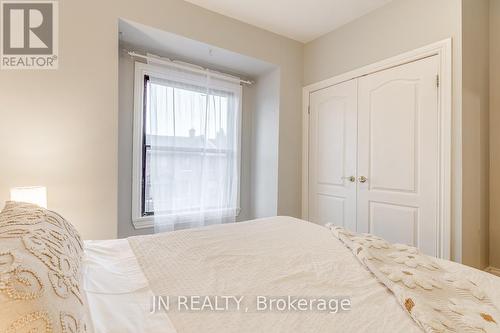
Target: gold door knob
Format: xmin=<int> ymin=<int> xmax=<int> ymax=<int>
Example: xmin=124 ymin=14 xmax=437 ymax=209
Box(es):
xmin=358 ymin=176 xmax=367 ymax=183
xmin=342 ymin=176 xmax=356 ymax=182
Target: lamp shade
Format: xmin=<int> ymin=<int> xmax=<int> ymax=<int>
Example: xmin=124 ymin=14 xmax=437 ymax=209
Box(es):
xmin=10 ymin=186 xmax=47 ymax=208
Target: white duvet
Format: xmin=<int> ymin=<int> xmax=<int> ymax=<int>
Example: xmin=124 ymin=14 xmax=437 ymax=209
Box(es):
xmin=83 ymin=216 xmax=500 ymax=333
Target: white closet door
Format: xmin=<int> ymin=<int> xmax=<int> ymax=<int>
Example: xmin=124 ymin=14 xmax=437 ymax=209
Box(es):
xmin=357 ymin=55 xmax=439 ymax=256
xmin=309 ymin=79 xmax=357 ymax=230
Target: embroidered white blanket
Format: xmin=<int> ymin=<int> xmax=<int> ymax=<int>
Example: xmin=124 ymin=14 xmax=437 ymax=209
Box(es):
xmin=327 ymin=224 xmax=500 ymax=333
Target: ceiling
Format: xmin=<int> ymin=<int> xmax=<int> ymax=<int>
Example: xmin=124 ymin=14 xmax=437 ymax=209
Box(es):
xmin=119 ymin=19 xmax=276 ymax=78
xmin=182 ymin=0 xmax=394 ymax=43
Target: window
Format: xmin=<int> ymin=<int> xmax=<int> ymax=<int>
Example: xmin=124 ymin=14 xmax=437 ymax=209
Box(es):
xmin=132 ymin=62 xmax=242 ymax=228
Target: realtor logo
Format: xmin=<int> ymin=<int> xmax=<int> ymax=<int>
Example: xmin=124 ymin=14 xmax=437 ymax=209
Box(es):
xmin=1 ymin=1 xmax=58 ymax=69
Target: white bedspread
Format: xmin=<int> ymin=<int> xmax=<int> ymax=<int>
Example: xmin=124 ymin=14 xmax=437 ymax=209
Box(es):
xmin=83 ymin=217 xmax=500 ymax=333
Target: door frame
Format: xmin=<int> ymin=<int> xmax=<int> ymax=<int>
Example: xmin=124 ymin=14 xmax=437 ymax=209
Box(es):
xmin=302 ymin=39 xmax=453 ymax=260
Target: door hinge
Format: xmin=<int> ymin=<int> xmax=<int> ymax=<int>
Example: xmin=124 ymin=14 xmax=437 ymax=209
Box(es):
xmin=308 ymin=105 xmax=310 ymax=115
xmin=436 ymin=75 xmax=440 ymax=88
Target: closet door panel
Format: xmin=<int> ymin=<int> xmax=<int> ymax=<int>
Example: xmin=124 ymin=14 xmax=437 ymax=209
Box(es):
xmin=357 ymin=55 xmax=439 ymax=256
xmin=368 ymin=81 xmax=418 ymax=193
xmin=308 ymin=79 xmax=358 ymax=230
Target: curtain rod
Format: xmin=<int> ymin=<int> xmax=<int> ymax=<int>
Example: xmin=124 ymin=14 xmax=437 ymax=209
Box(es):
xmin=126 ymin=50 xmax=253 ymax=85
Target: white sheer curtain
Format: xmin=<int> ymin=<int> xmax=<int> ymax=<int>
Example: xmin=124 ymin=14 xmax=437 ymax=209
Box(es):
xmin=146 ymin=66 xmax=242 ymax=233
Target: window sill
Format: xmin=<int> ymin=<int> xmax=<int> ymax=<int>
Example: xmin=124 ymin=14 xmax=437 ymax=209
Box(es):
xmin=132 ymin=216 xmax=155 ymax=230
xmin=132 ymin=208 xmax=241 ymax=230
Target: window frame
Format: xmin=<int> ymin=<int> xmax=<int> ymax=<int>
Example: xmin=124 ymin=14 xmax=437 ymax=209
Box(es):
xmin=131 ymin=62 xmax=243 ymax=229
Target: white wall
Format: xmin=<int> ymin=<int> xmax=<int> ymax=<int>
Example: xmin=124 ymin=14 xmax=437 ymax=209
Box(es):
xmin=0 ymin=0 xmax=303 ymax=239
xmin=251 ymin=69 xmax=280 ymax=218
xmin=303 ymin=0 xmax=463 ymax=261
xmin=238 ymin=80 xmax=257 ymax=222
xmin=490 ymin=0 xmax=500 ymax=270
xmin=462 ymin=0 xmax=490 ymax=269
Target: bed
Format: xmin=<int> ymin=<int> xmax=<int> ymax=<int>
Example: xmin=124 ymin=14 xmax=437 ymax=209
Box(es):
xmin=1 ymin=203 xmax=500 ymax=333
xmin=83 ymin=217 xmax=500 ymax=333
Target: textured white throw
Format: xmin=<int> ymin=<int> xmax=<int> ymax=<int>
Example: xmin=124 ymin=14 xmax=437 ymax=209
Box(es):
xmin=328 ymin=224 xmax=500 ymax=333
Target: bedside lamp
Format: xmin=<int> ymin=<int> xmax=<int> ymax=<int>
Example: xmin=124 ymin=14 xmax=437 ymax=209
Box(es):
xmin=10 ymin=186 xmax=47 ymax=208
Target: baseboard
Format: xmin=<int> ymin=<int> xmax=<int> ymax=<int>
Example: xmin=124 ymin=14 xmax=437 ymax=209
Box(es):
xmin=485 ymin=266 xmax=500 ymax=277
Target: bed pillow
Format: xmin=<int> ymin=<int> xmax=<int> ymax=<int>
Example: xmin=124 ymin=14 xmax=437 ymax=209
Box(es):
xmin=0 ymin=201 xmax=92 ymax=333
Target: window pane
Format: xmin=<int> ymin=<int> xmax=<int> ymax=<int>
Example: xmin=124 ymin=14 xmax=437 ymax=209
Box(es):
xmin=143 ymin=78 xmax=239 ymax=216
xmin=146 ymin=84 xmax=230 ymax=145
